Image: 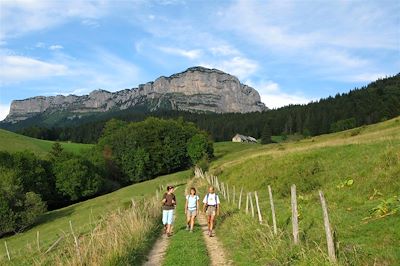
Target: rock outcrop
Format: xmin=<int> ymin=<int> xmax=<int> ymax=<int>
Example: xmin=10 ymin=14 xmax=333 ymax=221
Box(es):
xmin=3 ymin=66 xmax=266 ymax=123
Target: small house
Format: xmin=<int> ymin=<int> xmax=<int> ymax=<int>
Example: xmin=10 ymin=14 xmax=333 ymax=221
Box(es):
xmin=232 ymin=134 xmax=258 ymax=143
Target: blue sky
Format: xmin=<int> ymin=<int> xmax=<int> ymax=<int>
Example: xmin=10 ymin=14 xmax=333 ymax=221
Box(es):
xmin=0 ymin=0 xmax=399 ymax=120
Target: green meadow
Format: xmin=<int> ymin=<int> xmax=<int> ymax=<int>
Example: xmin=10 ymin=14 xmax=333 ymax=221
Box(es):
xmin=0 ymin=129 xmax=92 ymax=156
xmin=1 ymin=117 xmax=399 ymax=265
xmin=209 ymin=117 xmax=400 ymax=265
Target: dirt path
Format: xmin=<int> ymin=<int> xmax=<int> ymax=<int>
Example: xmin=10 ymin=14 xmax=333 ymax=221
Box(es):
xmin=142 ymin=232 xmax=170 ymax=266
xmin=197 ymin=213 xmax=232 ymax=266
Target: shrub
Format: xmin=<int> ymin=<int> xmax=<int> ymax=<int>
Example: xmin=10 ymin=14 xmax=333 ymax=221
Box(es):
xmin=55 ymin=157 xmax=104 ymax=201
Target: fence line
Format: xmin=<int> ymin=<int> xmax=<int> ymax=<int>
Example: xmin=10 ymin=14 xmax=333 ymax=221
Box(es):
xmin=194 ymin=166 xmax=338 ymax=260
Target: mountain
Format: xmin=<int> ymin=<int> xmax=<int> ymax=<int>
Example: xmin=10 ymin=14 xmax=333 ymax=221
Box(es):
xmin=3 ymin=66 xmax=265 ymax=123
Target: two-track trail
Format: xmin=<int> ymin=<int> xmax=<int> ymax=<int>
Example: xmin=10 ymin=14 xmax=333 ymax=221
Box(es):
xmin=197 ymin=213 xmax=232 ymax=266
xmin=142 ymin=184 xmax=230 ymax=266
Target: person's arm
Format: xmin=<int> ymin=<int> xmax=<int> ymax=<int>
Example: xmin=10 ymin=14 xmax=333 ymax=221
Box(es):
xmin=202 ymin=195 xmax=207 ymax=213
xmin=172 ymin=195 xmax=176 ymax=206
xmin=184 ymin=196 xmax=188 ymax=214
xmin=196 ymin=196 xmax=200 ymax=213
xmin=161 ymin=193 xmax=166 ymax=204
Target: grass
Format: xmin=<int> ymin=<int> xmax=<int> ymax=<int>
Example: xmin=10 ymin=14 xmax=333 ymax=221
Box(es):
xmin=207 ymin=117 xmax=400 ymax=265
xmin=0 ymin=129 xmax=92 ymax=156
xmin=0 ymin=170 xmax=191 ymax=264
xmin=21 ymin=197 xmax=162 ymax=266
xmin=163 ymin=178 xmax=210 ymax=266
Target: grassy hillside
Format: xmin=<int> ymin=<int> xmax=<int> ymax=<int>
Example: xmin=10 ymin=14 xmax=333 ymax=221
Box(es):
xmin=0 ymin=129 xmax=92 ymax=156
xmin=208 ymin=117 xmax=400 ymax=265
xmin=0 ymin=170 xmax=191 ymax=263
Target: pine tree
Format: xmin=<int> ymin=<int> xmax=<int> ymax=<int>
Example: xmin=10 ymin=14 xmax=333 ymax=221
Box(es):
xmin=261 ymin=123 xmax=272 ymax=144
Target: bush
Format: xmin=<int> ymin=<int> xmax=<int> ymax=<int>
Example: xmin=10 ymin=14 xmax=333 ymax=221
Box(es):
xmin=0 ymin=167 xmax=46 ymax=235
xmin=55 ymin=157 xmax=104 ymax=201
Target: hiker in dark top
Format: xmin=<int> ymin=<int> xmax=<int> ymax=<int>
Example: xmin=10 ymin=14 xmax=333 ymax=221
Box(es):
xmin=162 ymin=185 xmax=176 ymax=237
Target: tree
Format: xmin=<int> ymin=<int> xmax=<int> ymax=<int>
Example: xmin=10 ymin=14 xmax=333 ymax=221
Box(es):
xmin=49 ymin=142 xmax=64 ymax=160
xmin=261 ymin=123 xmax=273 ymax=144
xmin=55 ymin=157 xmax=103 ymax=201
xmin=0 ymin=167 xmax=46 ymax=235
xmin=187 ymin=134 xmax=208 ymax=164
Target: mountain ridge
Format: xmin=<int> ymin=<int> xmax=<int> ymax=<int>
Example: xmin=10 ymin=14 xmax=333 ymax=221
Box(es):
xmin=3 ymin=66 xmax=266 ymax=123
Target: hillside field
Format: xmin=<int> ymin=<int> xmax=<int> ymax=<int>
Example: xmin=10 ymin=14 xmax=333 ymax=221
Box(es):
xmin=0 ymin=170 xmax=190 ymax=264
xmin=210 ymin=117 xmax=400 ymax=265
xmin=0 ymin=129 xmax=92 ymax=156
xmin=1 ymin=117 xmax=399 ymax=265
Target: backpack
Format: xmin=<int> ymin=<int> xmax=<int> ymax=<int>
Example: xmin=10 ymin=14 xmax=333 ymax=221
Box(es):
xmin=206 ymin=193 xmax=219 ymax=207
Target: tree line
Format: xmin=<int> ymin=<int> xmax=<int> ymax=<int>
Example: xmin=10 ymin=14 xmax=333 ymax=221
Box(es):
xmin=11 ymin=73 xmax=400 ymax=143
xmin=0 ymin=118 xmax=212 ymax=236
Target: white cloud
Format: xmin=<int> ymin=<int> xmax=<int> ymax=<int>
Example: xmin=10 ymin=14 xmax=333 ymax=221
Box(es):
xmin=158 ymin=46 xmax=202 ymax=59
xmin=340 ymin=72 xmax=390 ymax=83
xmin=49 ymin=44 xmax=64 ymax=50
xmin=0 ymin=0 xmax=109 ymax=41
xmin=261 ymin=93 xmax=311 ymax=109
xmin=0 ymin=103 xmax=10 ymax=121
xmin=200 ymin=56 xmax=258 ymax=80
xmin=246 ymin=79 xmax=312 ymax=109
xmin=0 ymin=55 xmax=68 ymax=84
xmin=209 ymin=45 xmax=240 ymax=56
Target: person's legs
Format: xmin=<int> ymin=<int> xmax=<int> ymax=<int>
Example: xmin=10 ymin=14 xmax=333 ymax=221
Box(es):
xmin=166 ymin=210 xmax=174 ymax=236
xmin=190 ymin=210 xmax=196 ymax=231
xmin=209 ymin=215 xmax=215 ymax=236
xmin=186 ymin=210 xmax=191 ymax=230
xmin=162 ymin=210 xmax=168 ymax=233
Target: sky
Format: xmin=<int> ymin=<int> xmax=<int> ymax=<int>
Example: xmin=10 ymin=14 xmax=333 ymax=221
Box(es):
xmin=0 ymin=0 xmax=399 ymax=120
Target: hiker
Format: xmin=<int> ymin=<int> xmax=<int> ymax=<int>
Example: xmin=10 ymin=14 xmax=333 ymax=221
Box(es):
xmin=162 ymin=185 xmax=176 ymax=237
xmin=185 ymin=187 xmax=200 ymax=232
xmin=202 ymin=186 xmax=220 ymax=237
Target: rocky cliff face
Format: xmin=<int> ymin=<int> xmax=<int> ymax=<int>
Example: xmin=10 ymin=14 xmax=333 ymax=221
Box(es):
xmin=4 ymin=66 xmax=265 ymax=123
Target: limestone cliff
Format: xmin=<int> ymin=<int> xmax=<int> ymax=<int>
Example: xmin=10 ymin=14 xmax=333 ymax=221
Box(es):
xmin=4 ymin=66 xmax=266 ymax=123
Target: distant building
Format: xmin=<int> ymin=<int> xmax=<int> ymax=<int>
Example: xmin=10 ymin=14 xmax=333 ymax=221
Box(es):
xmin=232 ymin=134 xmax=258 ymax=143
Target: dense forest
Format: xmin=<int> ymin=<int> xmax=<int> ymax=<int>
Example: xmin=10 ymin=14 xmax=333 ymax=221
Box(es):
xmin=0 ymin=118 xmax=211 ymax=236
xmin=6 ymin=73 xmax=400 ymax=143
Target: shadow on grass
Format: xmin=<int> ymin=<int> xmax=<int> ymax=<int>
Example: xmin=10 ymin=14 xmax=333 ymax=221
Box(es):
xmin=35 ymin=207 xmax=76 ymax=225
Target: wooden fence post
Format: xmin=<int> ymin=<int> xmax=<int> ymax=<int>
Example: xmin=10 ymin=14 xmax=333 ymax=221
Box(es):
xmin=268 ymin=185 xmax=278 ymax=235
xmin=44 ymin=236 xmax=63 ymax=254
xmin=291 ymin=184 xmax=299 ymax=245
xmin=319 ymin=190 xmax=337 ymax=263
xmin=227 ymin=184 xmax=230 ymax=203
xmin=4 ymin=241 xmax=10 ymax=261
xmin=246 ymin=193 xmax=249 ymax=214
xmin=254 ymin=191 xmax=263 ymax=224
xmin=233 ymin=186 xmax=236 ymax=205
xmin=238 ymin=187 xmax=243 ymax=209
xmin=69 ymin=221 xmax=82 ymax=262
xmin=37 ymin=231 xmax=41 ymax=252
xmin=249 ymin=192 xmax=255 ymax=218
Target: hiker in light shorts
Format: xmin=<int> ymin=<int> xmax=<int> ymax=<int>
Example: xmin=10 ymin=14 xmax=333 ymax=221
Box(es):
xmin=185 ymin=187 xmax=199 ymax=232
xmin=162 ymin=185 xmax=176 ymax=237
xmin=202 ymin=186 xmax=220 ymax=237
